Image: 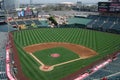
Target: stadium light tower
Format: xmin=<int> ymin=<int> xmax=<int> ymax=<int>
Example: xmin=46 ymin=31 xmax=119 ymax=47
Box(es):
xmin=0 ymin=0 xmax=4 ymax=9
xmin=30 ymin=0 xmax=32 ymax=5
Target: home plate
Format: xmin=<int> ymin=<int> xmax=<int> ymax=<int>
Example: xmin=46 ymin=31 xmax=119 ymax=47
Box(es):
xmin=40 ymin=65 xmax=54 ymax=71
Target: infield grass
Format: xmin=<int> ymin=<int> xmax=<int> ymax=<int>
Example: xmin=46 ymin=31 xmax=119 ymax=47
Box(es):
xmin=33 ymin=47 xmax=80 ymax=65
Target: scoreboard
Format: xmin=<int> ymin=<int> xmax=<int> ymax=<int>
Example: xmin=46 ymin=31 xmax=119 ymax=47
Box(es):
xmin=98 ymin=2 xmax=120 ymax=13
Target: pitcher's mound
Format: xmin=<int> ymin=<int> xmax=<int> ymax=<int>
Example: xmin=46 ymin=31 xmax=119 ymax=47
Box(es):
xmin=51 ymin=53 xmax=60 ymax=58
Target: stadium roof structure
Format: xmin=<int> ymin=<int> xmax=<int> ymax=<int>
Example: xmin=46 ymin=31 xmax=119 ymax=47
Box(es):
xmin=68 ymin=17 xmax=92 ymax=25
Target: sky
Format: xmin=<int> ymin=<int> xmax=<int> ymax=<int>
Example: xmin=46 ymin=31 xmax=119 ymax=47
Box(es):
xmin=20 ymin=0 xmax=108 ymax=4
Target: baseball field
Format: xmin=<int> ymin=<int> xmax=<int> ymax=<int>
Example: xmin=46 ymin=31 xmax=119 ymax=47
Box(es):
xmin=12 ymin=28 xmax=120 ymax=80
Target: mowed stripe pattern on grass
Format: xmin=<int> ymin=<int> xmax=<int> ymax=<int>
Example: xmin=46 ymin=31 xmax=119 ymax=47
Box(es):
xmin=13 ymin=28 xmax=120 ymax=80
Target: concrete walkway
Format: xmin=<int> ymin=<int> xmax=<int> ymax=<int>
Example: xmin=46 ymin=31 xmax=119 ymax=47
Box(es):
xmin=0 ymin=31 xmax=8 ymax=80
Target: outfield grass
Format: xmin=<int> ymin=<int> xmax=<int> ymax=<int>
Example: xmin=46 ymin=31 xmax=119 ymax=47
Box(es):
xmin=13 ymin=28 xmax=120 ymax=80
xmin=34 ymin=47 xmax=80 ymax=65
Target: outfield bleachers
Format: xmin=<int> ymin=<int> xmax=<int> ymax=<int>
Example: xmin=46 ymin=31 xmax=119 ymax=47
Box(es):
xmin=108 ymin=17 xmax=117 ymax=22
xmin=98 ymin=16 xmax=108 ymax=21
xmin=87 ymin=15 xmax=98 ymax=20
xmin=86 ymin=15 xmax=120 ymax=33
xmin=40 ymin=20 xmax=49 ymax=27
xmin=96 ymin=20 xmax=104 ymax=26
xmin=32 ymin=20 xmax=42 ymax=25
xmin=117 ymin=18 xmax=120 ymax=23
xmin=32 ymin=19 xmax=50 ymax=27
xmin=9 ymin=22 xmax=17 ymax=26
xmin=24 ymin=20 xmax=33 ymax=25
xmin=91 ymin=23 xmax=99 ymax=29
xmin=102 ymin=21 xmax=113 ymax=30
xmin=111 ymin=23 xmax=120 ymax=29
xmin=9 ymin=19 xmax=49 ymax=29
xmin=16 ymin=21 xmax=25 ymax=25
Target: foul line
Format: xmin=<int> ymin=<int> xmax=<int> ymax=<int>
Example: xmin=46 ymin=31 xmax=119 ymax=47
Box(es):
xmin=52 ymin=57 xmax=85 ymax=67
xmin=29 ymin=53 xmax=44 ymax=66
xmin=29 ymin=52 xmax=87 ymax=71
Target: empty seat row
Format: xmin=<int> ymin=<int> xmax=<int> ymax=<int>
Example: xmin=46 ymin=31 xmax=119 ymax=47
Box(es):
xmin=84 ymin=54 xmax=120 ymax=80
xmin=0 ymin=73 xmax=7 ymax=79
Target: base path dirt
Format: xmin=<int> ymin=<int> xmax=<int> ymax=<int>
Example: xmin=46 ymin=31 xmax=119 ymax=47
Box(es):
xmin=24 ymin=42 xmax=97 ymax=58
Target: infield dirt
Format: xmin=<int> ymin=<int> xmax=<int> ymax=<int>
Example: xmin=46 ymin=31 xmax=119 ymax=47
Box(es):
xmin=24 ymin=42 xmax=97 ymax=59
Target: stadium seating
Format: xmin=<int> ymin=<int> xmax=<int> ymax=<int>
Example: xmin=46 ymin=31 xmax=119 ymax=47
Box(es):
xmin=95 ymin=20 xmax=104 ymax=27
xmin=117 ymin=18 xmax=120 ymax=23
xmin=9 ymin=21 xmax=17 ymax=25
xmin=108 ymin=74 xmax=120 ymax=80
xmin=91 ymin=23 xmax=99 ymax=29
xmin=98 ymin=16 xmax=108 ymax=21
xmin=24 ymin=20 xmax=33 ymax=25
xmin=9 ymin=19 xmax=50 ymax=29
xmin=111 ymin=23 xmax=120 ymax=29
xmin=0 ymin=32 xmax=9 ymax=80
xmin=0 ymin=73 xmax=7 ymax=79
xmin=86 ymin=15 xmax=99 ymax=28
xmin=108 ymin=17 xmax=117 ymax=22
xmin=87 ymin=15 xmax=93 ymax=19
xmin=84 ymin=54 xmax=120 ymax=80
xmin=87 ymin=15 xmax=98 ymax=20
xmin=40 ymin=20 xmax=49 ymax=27
xmin=91 ymin=70 xmax=112 ymax=78
xmin=86 ymin=15 xmax=120 ymax=34
xmin=32 ymin=19 xmax=50 ymax=27
xmin=32 ymin=20 xmax=42 ymax=25
xmin=16 ymin=21 xmax=25 ymax=25
xmin=102 ymin=21 xmax=113 ymax=31
xmin=109 ymin=23 xmax=120 ymax=33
